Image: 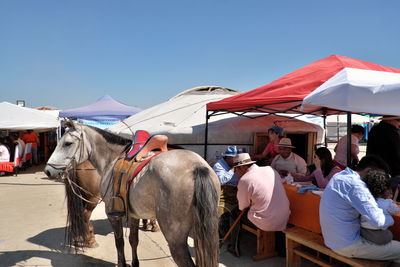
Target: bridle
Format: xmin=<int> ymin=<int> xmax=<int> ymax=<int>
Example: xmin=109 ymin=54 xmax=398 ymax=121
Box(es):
xmin=47 ymin=126 xmax=101 ymax=204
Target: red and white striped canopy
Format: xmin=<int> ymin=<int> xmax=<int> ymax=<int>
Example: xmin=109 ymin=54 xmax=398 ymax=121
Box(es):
xmin=207 ymin=55 xmax=400 ymax=116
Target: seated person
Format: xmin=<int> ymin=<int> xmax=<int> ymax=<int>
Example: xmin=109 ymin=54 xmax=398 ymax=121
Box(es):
xmin=361 ymin=170 xmax=400 ymax=245
xmin=229 ymin=153 xmax=290 ymax=257
xmin=334 ymin=124 xmax=365 ymax=168
xmin=252 ymin=126 xmax=284 ymax=166
xmin=271 ymin=138 xmax=307 ymax=180
xmin=291 ymin=147 xmax=341 ymax=188
xmin=320 ymin=155 xmax=400 ymax=262
xmin=212 ymin=146 xmax=240 ymax=237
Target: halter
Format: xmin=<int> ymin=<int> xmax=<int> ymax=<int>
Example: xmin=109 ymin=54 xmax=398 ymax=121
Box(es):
xmin=47 ymin=126 xmax=101 ymax=204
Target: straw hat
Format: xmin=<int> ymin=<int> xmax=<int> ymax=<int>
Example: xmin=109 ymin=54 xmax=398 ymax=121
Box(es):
xmin=233 ymin=153 xmax=256 ymax=168
xmin=278 ymin=138 xmax=295 ymax=148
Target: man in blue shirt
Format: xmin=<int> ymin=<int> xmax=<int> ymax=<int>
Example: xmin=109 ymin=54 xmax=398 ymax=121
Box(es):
xmin=320 ymin=155 xmax=400 ymax=262
xmin=213 ymin=146 xmax=241 ymax=254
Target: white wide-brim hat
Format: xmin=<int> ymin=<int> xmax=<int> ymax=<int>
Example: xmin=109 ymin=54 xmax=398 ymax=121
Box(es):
xmin=233 ymin=153 xmax=256 ymax=167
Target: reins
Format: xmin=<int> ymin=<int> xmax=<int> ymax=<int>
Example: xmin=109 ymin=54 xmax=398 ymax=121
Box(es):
xmin=49 ymin=126 xmax=102 ymax=205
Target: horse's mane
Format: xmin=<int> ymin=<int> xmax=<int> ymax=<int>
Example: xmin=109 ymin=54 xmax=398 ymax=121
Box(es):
xmin=88 ymin=126 xmax=132 ymax=147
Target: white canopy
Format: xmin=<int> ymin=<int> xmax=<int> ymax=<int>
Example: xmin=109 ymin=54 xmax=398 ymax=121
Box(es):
xmin=0 ymin=102 xmax=60 ymax=131
xmin=108 ymin=87 xmax=323 ymax=160
xmin=303 ymin=67 xmax=400 ymax=116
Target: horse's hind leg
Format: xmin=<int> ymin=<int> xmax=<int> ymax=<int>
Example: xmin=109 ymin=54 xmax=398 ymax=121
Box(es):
xmin=128 ymin=218 xmax=140 ymax=267
xmin=108 ymin=216 xmax=127 ymax=267
xmin=158 ymin=218 xmax=195 ymax=267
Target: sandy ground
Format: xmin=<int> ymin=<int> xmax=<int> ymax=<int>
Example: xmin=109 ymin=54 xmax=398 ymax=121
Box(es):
xmin=0 ymin=164 xmax=286 ymax=267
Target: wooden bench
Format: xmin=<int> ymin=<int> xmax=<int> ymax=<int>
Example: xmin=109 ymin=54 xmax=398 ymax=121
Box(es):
xmin=241 ymin=223 xmax=276 ymax=261
xmin=285 ymin=227 xmax=391 ymax=267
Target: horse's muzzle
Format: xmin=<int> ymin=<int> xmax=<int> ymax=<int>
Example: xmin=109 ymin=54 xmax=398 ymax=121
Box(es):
xmin=44 ymin=165 xmax=65 ymax=179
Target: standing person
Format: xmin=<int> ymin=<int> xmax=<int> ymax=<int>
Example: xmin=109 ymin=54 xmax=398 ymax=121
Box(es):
xmin=212 ymin=146 xmax=240 ymax=237
xmin=292 ymin=147 xmax=341 ymax=188
xmin=252 ymin=126 xmax=284 ymax=166
xmin=367 ymin=115 xmax=400 ymax=178
xmin=22 ymin=130 xmax=40 ymax=165
xmin=271 ymin=138 xmax=307 ymax=179
xmin=230 ymin=153 xmax=290 ymax=257
xmin=320 ymin=155 xmax=400 ymax=262
xmin=334 ymin=124 xmax=365 ymax=169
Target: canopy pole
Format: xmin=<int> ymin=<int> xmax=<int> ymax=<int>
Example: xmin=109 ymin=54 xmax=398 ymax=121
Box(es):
xmin=323 ymin=109 xmax=327 ymax=147
xmin=347 ymin=112 xmax=352 ymax=167
xmin=204 ymin=111 xmax=210 ymax=160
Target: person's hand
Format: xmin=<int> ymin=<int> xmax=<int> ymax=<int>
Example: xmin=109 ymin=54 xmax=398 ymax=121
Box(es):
xmin=290 ymin=171 xmax=301 ymax=179
xmin=313 ymin=156 xmax=321 ymax=170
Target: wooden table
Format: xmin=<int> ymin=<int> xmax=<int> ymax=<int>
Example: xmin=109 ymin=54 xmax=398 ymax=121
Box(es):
xmin=283 ymin=183 xmax=400 ymax=240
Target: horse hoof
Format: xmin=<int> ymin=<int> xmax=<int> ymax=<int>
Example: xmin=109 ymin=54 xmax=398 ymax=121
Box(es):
xmin=145 ymin=224 xmax=152 ymax=231
xmin=151 ymin=225 xmax=159 ymax=232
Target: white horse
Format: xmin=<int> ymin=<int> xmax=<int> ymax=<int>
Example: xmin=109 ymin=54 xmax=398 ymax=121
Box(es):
xmin=44 ymin=122 xmax=220 ymax=267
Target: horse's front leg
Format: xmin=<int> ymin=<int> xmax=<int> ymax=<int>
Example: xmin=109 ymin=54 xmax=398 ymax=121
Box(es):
xmin=129 ymin=218 xmax=140 ymax=267
xmin=108 ymin=216 xmax=127 ymax=267
xmin=83 ymin=202 xmax=98 ymax=248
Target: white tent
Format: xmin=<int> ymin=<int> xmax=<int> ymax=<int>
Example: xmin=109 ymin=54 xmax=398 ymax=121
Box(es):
xmin=0 ymin=102 xmax=60 ymax=131
xmin=108 ymin=87 xmax=324 ymax=161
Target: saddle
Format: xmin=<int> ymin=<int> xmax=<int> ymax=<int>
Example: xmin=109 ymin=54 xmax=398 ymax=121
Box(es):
xmin=108 ymin=130 xmax=168 ymax=217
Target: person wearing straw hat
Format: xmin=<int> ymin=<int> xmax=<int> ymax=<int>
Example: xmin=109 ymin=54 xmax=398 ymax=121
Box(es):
xmin=367 ymin=115 xmax=400 ymax=178
xmin=228 ymin=153 xmax=290 ymax=257
xmin=271 ymin=137 xmax=307 ymax=179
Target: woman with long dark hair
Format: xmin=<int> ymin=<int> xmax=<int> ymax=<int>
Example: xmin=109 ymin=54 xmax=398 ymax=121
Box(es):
xmin=291 ymin=147 xmax=341 ymax=188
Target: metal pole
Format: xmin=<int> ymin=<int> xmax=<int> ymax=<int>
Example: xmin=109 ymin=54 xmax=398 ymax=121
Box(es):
xmin=204 ymin=111 xmax=210 ymax=160
xmin=323 ymin=110 xmax=327 ymax=147
xmin=347 ymin=112 xmax=352 ymax=167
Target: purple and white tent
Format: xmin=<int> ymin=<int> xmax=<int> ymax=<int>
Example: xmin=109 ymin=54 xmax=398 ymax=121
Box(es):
xmin=59 ymin=95 xmax=142 ymax=129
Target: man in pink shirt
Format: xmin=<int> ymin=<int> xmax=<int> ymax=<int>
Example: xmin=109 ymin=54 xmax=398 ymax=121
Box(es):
xmin=229 ymin=153 xmax=290 ymax=257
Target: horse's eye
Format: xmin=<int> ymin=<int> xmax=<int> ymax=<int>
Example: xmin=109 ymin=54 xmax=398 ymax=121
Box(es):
xmin=64 ymin=142 xmax=73 ymax=147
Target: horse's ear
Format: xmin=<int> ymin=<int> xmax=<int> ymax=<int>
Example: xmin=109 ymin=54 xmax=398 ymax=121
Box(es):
xmin=64 ymin=119 xmax=77 ymax=129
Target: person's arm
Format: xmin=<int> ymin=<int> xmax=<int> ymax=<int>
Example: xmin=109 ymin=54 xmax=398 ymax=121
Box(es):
xmin=313 ymin=167 xmax=340 ymax=188
xmin=351 ymin=144 xmax=359 ymax=163
xmin=237 ymin=179 xmax=252 ymax=211
xmin=295 ymin=155 xmax=308 ymax=175
xmin=387 ymin=200 xmax=400 ymax=215
xmin=252 ymin=143 xmax=270 ymax=159
xmin=350 ymin=184 xmax=394 ymax=228
xmin=213 ymin=162 xmax=234 ymax=185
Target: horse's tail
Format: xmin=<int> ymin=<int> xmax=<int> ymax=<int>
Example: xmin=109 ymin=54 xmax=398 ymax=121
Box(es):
xmin=192 ymin=166 xmax=219 ymax=267
xmin=64 ymin=169 xmax=87 ymax=251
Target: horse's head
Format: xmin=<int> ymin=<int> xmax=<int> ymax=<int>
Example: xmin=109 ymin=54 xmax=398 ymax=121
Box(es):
xmin=44 ymin=121 xmax=91 ymax=179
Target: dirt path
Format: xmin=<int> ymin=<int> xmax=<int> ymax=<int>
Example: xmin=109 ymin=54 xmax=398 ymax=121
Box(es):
xmin=0 ymin=164 xmax=284 ymax=267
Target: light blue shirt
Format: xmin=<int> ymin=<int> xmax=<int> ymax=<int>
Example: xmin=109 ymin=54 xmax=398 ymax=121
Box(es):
xmin=319 ymin=168 xmax=394 ymax=250
xmin=212 ymin=158 xmax=238 ymax=186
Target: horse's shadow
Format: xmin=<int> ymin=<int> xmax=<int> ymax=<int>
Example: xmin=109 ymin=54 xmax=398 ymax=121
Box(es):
xmin=0 ymin=219 xmax=115 ymax=267
xmin=27 ymin=219 xmax=113 ymax=251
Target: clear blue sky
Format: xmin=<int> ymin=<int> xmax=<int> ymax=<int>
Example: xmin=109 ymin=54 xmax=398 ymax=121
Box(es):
xmin=1 ymin=0 xmax=400 ymax=110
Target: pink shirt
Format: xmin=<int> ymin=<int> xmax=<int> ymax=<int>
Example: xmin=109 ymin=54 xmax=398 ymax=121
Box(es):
xmin=262 ymin=142 xmax=279 ymax=158
xmin=237 ymin=164 xmax=290 ymax=231
xmin=334 ymin=134 xmax=359 ymax=166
